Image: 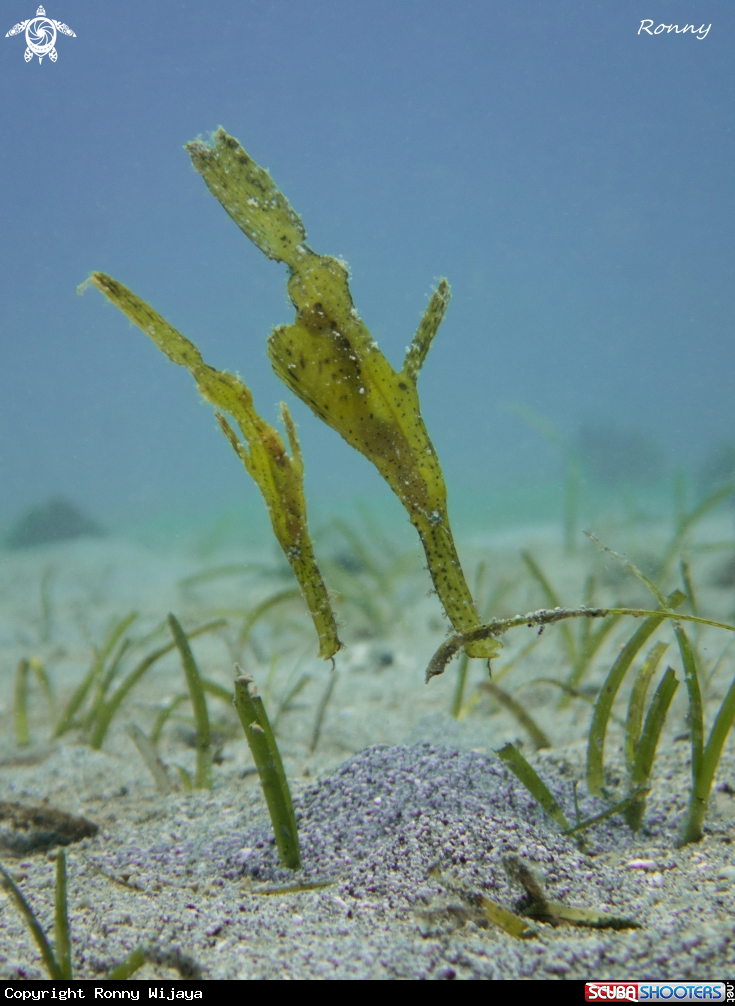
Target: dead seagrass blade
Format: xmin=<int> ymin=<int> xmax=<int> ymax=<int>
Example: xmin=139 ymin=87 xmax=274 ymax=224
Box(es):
xmin=503 ymin=855 xmax=640 ymax=931
xmin=186 ymin=129 xmax=498 ymax=659
xmin=85 ymin=273 xmax=341 ymax=661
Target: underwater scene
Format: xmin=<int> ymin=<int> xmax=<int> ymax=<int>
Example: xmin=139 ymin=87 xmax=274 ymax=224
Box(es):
xmin=1 ymin=0 xmax=734 ymax=983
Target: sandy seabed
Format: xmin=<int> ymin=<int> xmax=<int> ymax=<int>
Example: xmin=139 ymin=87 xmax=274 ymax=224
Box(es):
xmin=0 ymin=516 xmax=734 ymax=980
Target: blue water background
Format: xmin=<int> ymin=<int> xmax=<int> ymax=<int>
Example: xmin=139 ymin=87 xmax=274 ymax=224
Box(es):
xmin=0 ymin=1 xmax=732 ymax=540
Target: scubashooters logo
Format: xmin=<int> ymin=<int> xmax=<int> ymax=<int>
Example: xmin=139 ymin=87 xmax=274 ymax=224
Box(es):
xmin=5 ymin=6 xmax=75 ymax=63
xmin=586 ymin=983 xmax=726 ymax=1002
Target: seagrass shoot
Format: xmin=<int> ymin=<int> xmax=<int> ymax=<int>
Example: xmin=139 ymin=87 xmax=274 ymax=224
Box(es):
xmin=0 ymin=851 xmax=144 ymax=980
xmin=233 ymin=668 xmax=301 ymax=869
xmin=13 ymin=610 xmax=226 ymax=758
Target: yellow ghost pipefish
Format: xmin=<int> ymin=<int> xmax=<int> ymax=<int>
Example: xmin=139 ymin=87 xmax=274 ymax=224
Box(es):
xmin=186 ymin=129 xmax=498 ymax=660
xmin=84 ymin=272 xmax=342 ymax=661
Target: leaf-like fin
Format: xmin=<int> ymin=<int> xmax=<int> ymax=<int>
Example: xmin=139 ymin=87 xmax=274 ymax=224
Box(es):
xmin=186 ymin=129 xmax=307 ymax=265
xmin=402 ymin=279 xmax=450 ymax=382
